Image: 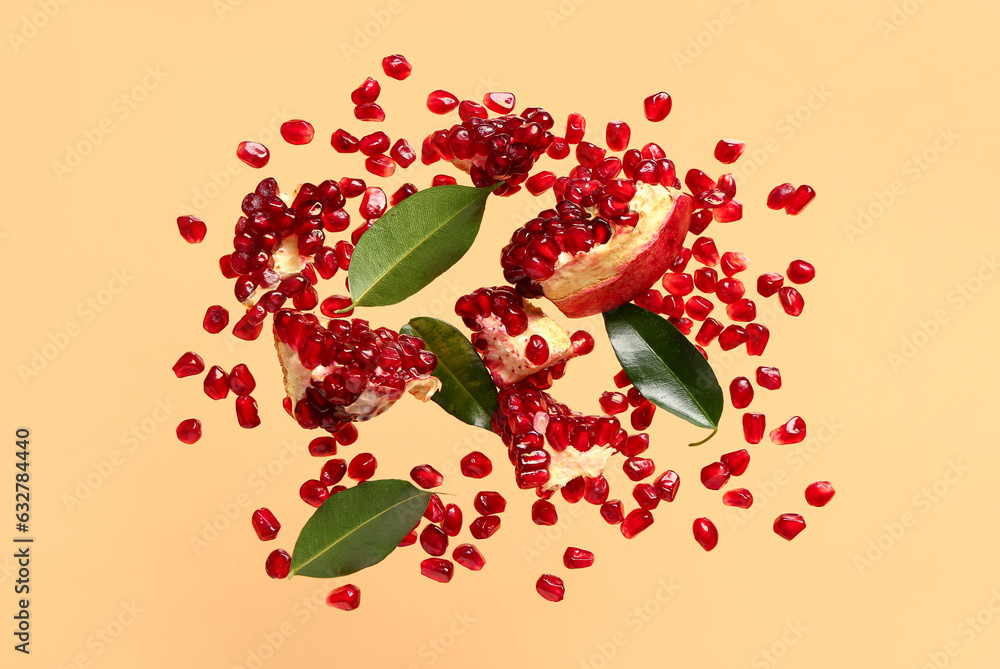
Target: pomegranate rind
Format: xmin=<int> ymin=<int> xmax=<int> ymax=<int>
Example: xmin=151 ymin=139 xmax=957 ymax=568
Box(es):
xmin=541 ymin=185 xmax=693 ymax=318
xmin=479 ymin=302 xmax=575 ymax=386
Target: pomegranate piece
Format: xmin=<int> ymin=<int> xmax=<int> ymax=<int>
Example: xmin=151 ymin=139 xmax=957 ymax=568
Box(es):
xmin=720 ymin=449 xmax=750 ymax=476
xmin=460 ymin=452 xmax=493 ymax=479
xmin=299 ymin=480 xmax=328 ymax=507
xmin=692 ymin=517 xmax=719 ymax=551
xmin=757 ymin=273 xmax=784 ymax=297
xmin=359 ymin=131 xmax=389 ymax=157
xmin=427 ymin=90 xmax=458 ymax=114
xmin=251 ymin=508 xmax=281 ymax=541
xmin=565 ymin=112 xmax=586 ymax=143
xmin=623 ymin=457 xmax=656 ymax=481
xmin=714 ymin=139 xmax=745 ymax=164
xmin=785 ymin=185 xmax=816 ymax=215
xmin=453 ymin=544 xmax=486 ymax=571
xmin=420 ymin=558 xmax=454 ymax=583
xmin=420 ymin=525 xmax=449 ymax=556
xmin=536 ymin=574 xmax=565 ymax=602
xmin=326 ymin=584 xmax=361 ymax=611
xmin=347 ymin=453 xmax=377 ymax=481
xmin=700 ymin=462 xmax=731 ymax=490
xmin=767 ymin=183 xmax=795 ymax=210
xmin=746 ymin=323 xmax=770 ymax=356
xmin=177 ymin=215 xmax=207 ymax=244
xmin=632 ymin=483 xmax=660 ymax=510
xmin=442 ymin=504 xmax=463 ymax=536
xmin=350 ymin=77 xmax=380 ymax=105
xmin=474 ymin=491 xmax=507 ymax=515
xmin=718 ymin=325 xmax=748 ymax=351
xmin=805 ymin=481 xmax=836 ymax=507
xmin=203 ymin=366 xmax=229 ymax=400
xmin=563 ymin=547 xmax=595 ymax=569
xmin=331 ymin=129 xmax=360 ymax=153
xmin=410 ymin=465 xmax=444 ymax=489
xmin=726 ymin=298 xmax=756 ymax=324
xmin=229 ymin=363 xmax=256 ymax=394
xmin=773 ymin=513 xmax=807 ymax=540
xmin=723 ymin=488 xmax=754 ymax=509
xmin=469 ymin=515 xmax=501 ymax=539
xmin=654 ymin=470 xmax=680 ymax=502
xmin=770 ymin=416 xmax=806 ymax=445
xmin=643 ymin=92 xmax=672 ymax=122
xmin=236 ymin=141 xmax=270 ymax=169
xmin=779 ymin=286 xmax=805 ymax=316
xmin=621 ymin=509 xmax=654 ymax=538
xmin=381 ymin=54 xmax=412 ymax=80
xmin=786 ymin=260 xmax=816 ymax=284
xmin=756 ymin=366 xmax=781 ymax=390
xmin=280 ymin=120 xmax=315 ymax=145
xmin=742 ymin=412 xmax=766 ymax=444
xmin=715 ymin=278 xmax=745 ymax=304
xmin=606 ymin=121 xmax=631 ymax=152
xmin=202 ymin=305 xmax=229 ymax=334
xmin=175 ymin=419 xmax=202 ymax=444
xmin=172 ymin=352 xmax=204 ymax=378
xmin=354 ymin=103 xmax=386 ymax=122
xmin=235 ymin=395 xmax=260 ymax=428
xmin=729 ymin=377 xmax=754 ymax=409
xmin=531 ymin=499 xmax=558 ymax=525
xmin=600 ymin=500 xmax=624 ymax=524
xmin=265 ymin=549 xmax=291 ymax=578
xmin=320 ymin=459 xmax=347 ymax=486
xmin=695 ymin=318 xmax=723 ymax=346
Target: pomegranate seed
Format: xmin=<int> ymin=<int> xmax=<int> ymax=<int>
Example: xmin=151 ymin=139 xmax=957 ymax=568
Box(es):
xmin=770 ymin=416 xmax=806 ymax=445
xmin=203 ymin=366 xmax=229 ymax=400
xmin=525 ymin=171 xmax=556 ymax=196
xmin=757 ymin=273 xmax=784 ymax=297
xmin=265 ymin=549 xmax=291 ymax=578
xmin=531 ymin=499 xmax=558 ymax=526
xmin=600 ymin=500 xmax=624 ymax=524
xmin=691 ymin=237 xmax=720 ymax=266
xmin=360 ymin=186 xmax=388 ymax=219
xmin=785 ymin=185 xmax=816 ymax=215
xmin=689 ymin=209 xmax=713 ymax=235
xmin=643 ymin=92 xmax=672 ymax=121
xmin=620 ymin=509 xmax=654 ymax=539
xmin=482 ymin=91 xmax=515 ymax=114
xmin=662 ymin=273 xmax=694 ymax=296
xmin=334 ymin=423 xmax=359 ymax=446
xmin=714 ymin=199 xmax=743 ymax=222
xmin=354 ymin=103 xmax=385 ymax=122
xmin=695 ymin=318 xmax=724 ymax=346
xmin=469 ymin=515 xmax=501 ymax=539
xmin=686 ymin=167 xmax=716 ymax=193
xmin=320 ymin=459 xmax=347 ymax=486
xmin=172 ymin=352 xmax=204 ymax=378
xmin=606 ymin=121 xmax=631 ymax=151
xmin=350 ymin=77 xmax=380 ymax=105
xmin=320 ymin=295 xmax=354 ymax=318
xmin=420 ymin=558 xmax=454 ymax=583
xmin=390 ymin=138 xmax=416 ymax=168
xmin=767 ymin=183 xmax=795 ymax=210
xmin=420 ymin=524 xmax=449 ymax=556
xmin=669 ymin=316 xmax=693 ymax=335
xmin=721 ymin=251 xmax=749 ymax=277
xmin=426 ymin=90 xmax=458 ymax=114
xmin=778 ymin=287 xmax=805 ymax=316
xmin=474 ymin=491 xmax=507 ymax=515
xmin=565 ymin=112 xmax=586 ymax=143
xmin=442 ymin=504 xmax=463 ymax=536
xmin=622 ymin=433 xmax=649 ymax=456
xmin=280 ymin=120 xmax=314 ymax=145
xmin=787 ymin=260 xmax=816 ymax=284
xmin=599 ymin=391 xmax=629 ymax=415
xmin=299 ymin=479 xmax=329 ymax=507
xmin=460 ymin=452 xmax=492 ymax=479
xmin=331 ymin=129 xmax=360 ymax=153
xmin=747 ymin=323 xmax=770 ymax=356
xmin=359 ymin=131 xmax=389 ymax=156
xmin=632 ymin=483 xmax=660 ymax=510
xmin=348 ymin=453 xmax=377 ymax=481
xmin=563 ymin=547 xmax=595 ymax=569
xmin=714 ymin=139 xmax=746 ymax=164
xmin=308 ymin=436 xmax=337 ymax=457
xmin=685 ymin=295 xmax=714 ymax=320
xmin=720 ymin=449 xmax=750 ymax=476
xmin=654 ymin=470 xmax=680 ymax=502
xmin=381 ymin=54 xmax=412 ymax=80
xmin=773 ymin=513 xmax=807 ymax=540
xmin=326 ymin=584 xmax=361 ymax=611
xmin=229 ymin=364 xmax=256 ymax=394
xmin=458 ymin=100 xmax=487 ymax=121
xmin=692 ymin=518 xmax=719 ymax=551
xmin=631 ymin=401 xmax=656 ymax=430
xmin=729 ymin=377 xmax=754 ymax=409
xmin=364 ymin=154 xmax=396 ymax=178
xmin=236 ymin=141 xmax=269 ymax=169
xmin=561 ymin=477 xmax=585 ymax=503
xmin=202 ymin=305 xmax=229 ymax=334
xmin=756 ymin=366 xmax=781 ymax=390
xmin=175 ymin=419 xmax=201 ymax=444
xmin=525 ymin=334 xmax=550 ymax=365
xmin=693 ymin=267 xmax=718 ymax=293
xmin=251 ymin=508 xmax=281 ymax=541
xmin=742 ymin=413 xmax=766 ymax=444
xmin=536 ymin=574 xmax=565 ymax=602
xmin=613 ymin=369 xmax=632 ymax=388
xmin=718 ymin=325 xmax=748 ymax=351
xmin=235 ymin=395 xmax=260 ymax=428
xmin=569 ymin=330 xmax=595 ymax=355
xmin=453 ymin=544 xmax=486 ymax=571
xmin=726 ymin=298 xmax=757 ymax=322
xmin=424 ymin=494 xmax=445 ymax=523
xmin=716 ymin=277 xmax=745 ymax=304
xmin=670 ymin=247 xmax=692 ymax=273
xmin=622 ymin=457 xmax=655 ymax=482
xmin=390 ymin=183 xmax=418 ymax=205
xmin=409 ymin=465 xmax=444 ymax=489
xmin=805 ymin=481 xmax=836 ymax=507
xmin=723 ymin=488 xmax=754 ymax=509
xmin=398 ymin=528 xmax=418 ymax=547
xmin=584 ymin=476 xmax=610 ymax=505
xmin=700 ymin=462 xmax=731 ymax=490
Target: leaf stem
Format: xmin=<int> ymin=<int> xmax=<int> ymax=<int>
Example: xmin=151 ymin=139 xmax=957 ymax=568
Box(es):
xmin=688 ymin=428 xmax=718 ymax=447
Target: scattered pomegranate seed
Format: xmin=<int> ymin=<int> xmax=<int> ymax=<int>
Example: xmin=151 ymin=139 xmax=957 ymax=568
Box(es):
xmin=229 ymin=364 xmax=256 ymax=394
xmin=420 ymin=558 xmax=454 ymax=583
xmin=172 ymin=351 xmax=204 ymax=378
xmin=299 ymin=480 xmax=329 ymax=507
xmin=621 ymin=509 xmax=654 ymax=538
xmin=643 ymin=92 xmax=672 ymax=122
xmin=536 ymin=574 xmax=565 ymax=602
xmin=460 ymin=452 xmax=492 ymax=478
xmin=326 ymin=584 xmax=361 ymax=611
xmin=546 ymin=136 xmax=570 ymax=159
xmin=757 ymin=273 xmax=784 ymax=297
xmin=693 ymin=267 xmax=718 ymax=293
xmin=563 ymin=547 xmax=595 ymax=569
xmin=729 ymin=377 xmax=754 ymax=409
xmin=623 ymin=457 xmax=656 ymax=481
xmin=354 ymin=103 xmax=385 ymax=122
xmin=599 ymin=500 xmax=624 ymax=524
xmin=726 ymin=298 xmax=757 ymax=322
xmin=453 ymin=543 xmax=485 ymax=571
xmin=350 ymin=77 xmax=380 ymax=105
xmin=606 ymin=121 xmax=631 ymax=152
xmin=785 ymin=185 xmax=816 ymax=215
xmin=469 ymin=515 xmax=501 ymax=539
xmin=718 ymin=325 xmax=748 ymax=351
xmin=584 ymin=476 xmax=610 ymax=505
xmin=431 ymin=174 xmax=457 ymax=186
xmin=426 ymin=90 xmax=458 ymax=114
xmin=720 ymin=449 xmax=750 ymax=476
xmin=331 ymin=129 xmax=360 ymax=153
xmin=685 ymin=295 xmax=714 ymax=320
xmin=474 ymin=491 xmax=507 ymax=515
xmin=565 ymin=112 xmax=586 ymax=143
xmin=234 ymin=395 xmax=260 ymax=428
xmin=410 ymin=465 xmax=444 ymax=489
xmin=778 ymin=286 xmax=805 ymax=316
xmin=236 ymin=140 xmax=271 ymax=169
xmin=334 ymin=424 xmax=359 ymax=446
xmin=632 ymin=483 xmax=660 ymax=510
xmin=420 ymin=524 xmax=449 ymax=556
xmin=390 ymin=183 xmax=418 ymax=205
xmin=716 ymin=277 xmax=745 ymax=304
xmin=307 ymin=436 xmax=337 ymax=458
xmin=700 ymin=462 xmax=731 ymax=490
xmin=720 ymin=251 xmax=749 ymax=277
xmin=176 ymin=214 xmax=208 ymax=244
xmin=786 ymin=260 xmax=816 ymax=284
xmin=692 ymin=518 xmax=719 ymax=551
xmin=483 ymin=92 xmax=516 ymax=114
xmin=599 ymin=391 xmax=629 ymax=415
xmin=265 ymin=549 xmax=291 ymax=578
xmin=746 ymin=323 xmax=770 ymax=356
xmin=805 ymin=481 xmax=836 ymax=507
xmin=203 ymin=366 xmax=229 ymax=400
xmin=398 ymin=528 xmax=418 ymax=547
xmin=742 ymin=413 xmax=766 ymax=444
xmin=389 ymin=139 xmax=416 ymax=168
xmin=691 ymin=237 xmax=720 ymax=266
xmin=714 ymin=139 xmax=745 ymax=164
xmin=280 ymin=120 xmax=314 ymax=145
xmin=695 ymin=318 xmax=724 ymax=346
xmin=424 ymin=494 xmax=445 ymax=523
xmin=769 ymin=416 xmax=806 ymax=445
xmin=613 ymin=369 xmax=632 ymax=388
xmin=662 ymin=273 xmax=694 ymax=297
xmin=359 ymin=131 xmax=389 ymax=157
xmin=767 ymin=183 xmax=795 ymax=210
xmin=251 ymin=508 xmax=281 ymax=541
xmin=320 ymin=295 xmax=354 ymax=318
xmin=756 ymin=366 xmax=781 ymax=390
xmin=526 ymin=171 xmax=556 ymax=196
xmin=381 ymin=54 xmax=412 ymax=80
xmin=773 ymin=513 xmax=806 ymax=540
xmin=631 ymin=401 xmax=656 ymax=430
xmin=348 ymin=453 xmax=377 ymax=481
xmin=320 ymin=459 xmax=347 ymax=486
xmin=531 ymin=499 xmax=558 ymax=526
xmin=202 ymin=305 xmax=229 ymax=334
xmin=442 ymin=504 xmax=463 ymax=536
xmin=175 ymin=419 xmax=202 ymax=444
xmin=364 ymin=154 xmax=396 ymax=178
xmin=723 ymin=488 xmax=754 ymax=508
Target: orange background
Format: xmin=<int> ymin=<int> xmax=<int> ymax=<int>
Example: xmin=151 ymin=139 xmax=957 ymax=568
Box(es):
xmin=4 ymin=0 xmax=999 ymax=667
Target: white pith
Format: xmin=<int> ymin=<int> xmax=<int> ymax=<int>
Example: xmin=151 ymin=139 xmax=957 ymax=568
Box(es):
xmin=242 ymin=185 xmax=311 ymax=306
xmin=480 ymin=301 xmax=574 ymax=386
xmin=545 ymin=445 xmax=617 ymax=490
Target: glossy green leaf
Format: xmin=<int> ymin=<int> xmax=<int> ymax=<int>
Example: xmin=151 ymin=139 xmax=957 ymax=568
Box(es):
xmin=603 ymin=303 xmax=723 ymax=430
xmin=401 ymin=317 xmax=499 ymax=430
xmin=290 ymin=479 xmax=429 ymax=578
xmin=347 ymin=184 xmax=497 ymax=308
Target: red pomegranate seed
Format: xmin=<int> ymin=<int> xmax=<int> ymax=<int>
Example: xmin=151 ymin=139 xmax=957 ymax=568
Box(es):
xmin=720 ymin=251 xmax=749 ymax=277
xmin=723 ymin=488 xmax=754 ymax=509
xmin=747 ymin=323 xmax=770 ymax=356
xmin=715 ymin=277 xmax=745 ymax=304
xmin=662 ymin=273 xmax=694 ymax=297
xmin=426 ymin=90 xmax=458 ymax=114
xmin=364 ymin=154 xmax=396 ymax=178
xmin=622 ymin=433 xmax=649 ymax=457
xmin=348 ymin=453 xmax=377 ymax=481
xmin=474 ymin=491 xmax=506 ymax=515
xmin=695 ymin=318 xmax=724 ymax=346
xmin=320 ymin=295 xmax=354 ymax=318
xmin=525 ymin=171 xmax=556 ymax=196
xmin=583 ymin=476 xmax=609 ymax=505
xmin=359 ymin=131 xmax=389 ymax=157
xmin=700 ymin=462 xmax=731 ymax=490
xmin=381 ymin=54 xmax=411 ymax=80
xmin=546 ymin=136 xmax=570 ymax=159
xmin=691 ymin=237 xmax=720 ymax=266
xmin=251 ymin=508 xmax=281 ymax=541
xmin=718 ymin=325 xmax=748 ymax=351
xmin=626 ymin=387 xmax=644 ymax=408
xmin=565 ymin=112 xmax=586 ymax=143
xmin=203 ymin=366 xmax=229 ymax=400
xmin=654 ymin=470 xmax=680 ymax=502
xmin=424 ymin=494 xmax=445 ymax=523
xmin=442 ymin=504 xmax=463 ymax=537
xmin=689 ymin=209 xmax=713 ymax=235
xmin=235 ymin=395 xmax=260 ymax=428
xmin=410 ymin=465 xmax=444 ymax=489
xmin=482 ymin=91 xmax=515 ymax=114
xmin=693 ymin=267 xmax=717 ymax=293
xmin=453 ymin=544 xmax=485 ymax=571
xmin=785 ymin=185 xmax=816 ymax=215
xmin=685 ymin=296 xmax=714 ymax=320
xmin=726 ymin=298 xmax=757 ymax=322
xmin=756 ymin=366 xmax=782 ymax=390
xmin=175 ymin=419 xmax=201 ymax=444
xmin=729 ymin=377 xmax=754 ymax=409
xmin=334 ymin=423 xmax=359 ymax=446
xmin=530 ymin=499 xmax=558 ymax=526
xmin=692 ymin=517 xmax=719 ymax=551
xmin=354 ymin=103 xmax=385 ymax=122
xmin=767 ymin=183 xmax=795 ymax=210
xmin=390 ymin=183 xmax=418 ymax=205
xmin=643 ymin=92 xmax=672 ymax=122
xmin=605 ymin=121 xmax=631 ymax=151
xmin=350 ymin=77 xmax=380 ymax=105
xmin=742 ymin=413 xmax=766 ymax=444
xmin=172 ymin=351 xmax=204 ymax=378
xmin=389 ymin=138 xmax=416 ymax=168
xmin=398 ymin=528 xmax=418 ymax=547
xmin=469 ymin=515 xmax=501 ymax=539
xmin=202 ymin=305 xmax=229 ymax=334
xmin=360 ymin=185 xmax=388 ymax=219
xmin=326 ymin=584 xmax=361 ymax=611
xmin=536 ymin=574 xmax=565 ymax=602
xmin=774 ymin=513 xmax=807 ymax=540
xmin=714 ymin=139 xmax=745 ymax=164
xmin=770 ymin=416 xmax=806 ymax=445
xmin=631 ymin=401 xmax=656 ymax=431
xmin=778 ymin=286 xmax=805 ymax=316
xmin=280 ymin=120 xmax=314 ymax=145
xmin=787 ymin=260 xmax=816 ymax=284
xmin=420 ymin=524 xmax=449 ymax=556
xmin=307 ymin=436 xmax=337 ymax=458
xmin=620 ymin=509 xmax=654 ymax=539
xmin=599 ymin=391 xmax=629 ymax=415
xmin=458 ymin=100 xmax=487 ymax=121
xmin=561 ymin=477 xmax=585 ymax=504
xmin=805 ymin=481 xmax=836 ymax=507
xmin=525 ymin=335 xmax=550 ymax=365
xmin=575 ymin=142 xmax=606 ymax=169
xmin=320 ymin=459 xmax=347 ymax=487
xmin=229 ymin=364 xmax=256 ymax=394
xmin=613 ymin=369 xmax=632 ymax=388
xmin=563 ymin=547 xmax=595 ymax=569
xmin=420 ymin=558 xmax=454 ymax=583
xmin=460 ymin=452 xmax=492 ymax=479
xmin=265 ymin=549 xmax=291 ymax=578
xmin=299 ymin=479 xmax=329 ymax=507
xmin=600 ymin=500 xmax=624 ymax=524
xmin=669 ymin=317 xmax=693 ymax=335
xmin=569 ymin=330 xmax=595 ymax=356
xmin=632 ymin=483 xmax=660 ymax=510
xmin=720 ymin=449 xmax=750 ymax=476
xmin=236 ymin=141 xmax=270 ymax=170
xmin=757 ymin=273 xmax=784 ymax=297
xmin=331 ymin=129 xmax=360 ymax=153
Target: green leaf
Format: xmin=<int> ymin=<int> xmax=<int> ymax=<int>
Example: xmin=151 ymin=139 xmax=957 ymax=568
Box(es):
xmin=603 ymin=303 xmax=723 ymax=430
xmin=402 ymin=317 xmax=499 ymax=430
xmin=290 ymin=479 xmax=429 ymax=578
xmin=348 ymin=184 xmax=497 ymax=308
